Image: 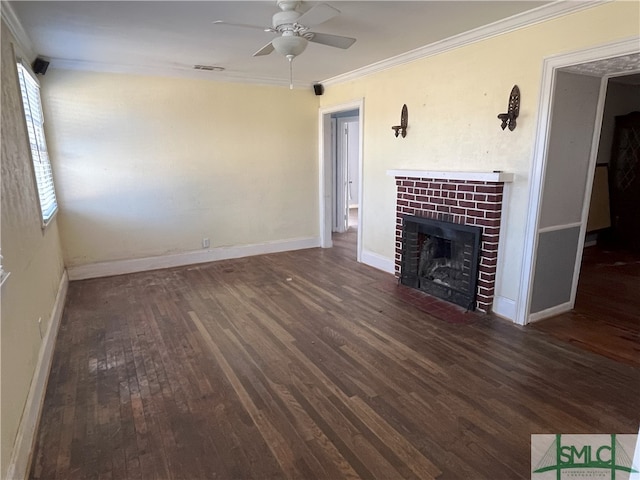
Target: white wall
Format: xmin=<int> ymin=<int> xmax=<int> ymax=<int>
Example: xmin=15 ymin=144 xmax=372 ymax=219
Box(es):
xmin=317 ymin=1 xmax=639 ymax=318
xmin=41 ymin=71 xmax=320 ymax=269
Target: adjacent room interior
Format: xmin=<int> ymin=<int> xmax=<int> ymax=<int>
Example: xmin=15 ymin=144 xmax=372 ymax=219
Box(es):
xmin=531 ymin=73 xmax=640 ymax=366
xmin=1 ymin=1 xmax=639 ymax=479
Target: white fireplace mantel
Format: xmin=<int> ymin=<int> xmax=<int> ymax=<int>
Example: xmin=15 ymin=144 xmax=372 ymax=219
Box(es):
xmin=387 ymin=169 xmax=514 ymax=183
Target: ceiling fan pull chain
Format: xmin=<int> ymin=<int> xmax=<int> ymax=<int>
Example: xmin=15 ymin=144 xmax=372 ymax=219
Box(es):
xmin=287 ymin=54 xmax=294 ymax=90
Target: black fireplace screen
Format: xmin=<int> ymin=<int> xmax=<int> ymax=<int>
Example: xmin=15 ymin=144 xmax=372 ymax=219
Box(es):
xmin=401 ymin=215 xmax=482 ymax=310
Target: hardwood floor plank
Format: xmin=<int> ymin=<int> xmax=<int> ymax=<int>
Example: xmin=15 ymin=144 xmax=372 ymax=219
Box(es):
xmin=188 ymin=311 xmax=294 ymax=478
xmin=532 ymin=246 xmax=640 ymax=367
xmin=288 ymin=377 xmax=401 ymax=480
xmin=30 ymin=231 xmax=639 ymax=479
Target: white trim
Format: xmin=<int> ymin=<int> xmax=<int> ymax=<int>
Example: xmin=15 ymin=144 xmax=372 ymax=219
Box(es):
xmin=493 ymin=182 xmax=513 ymax=320
xmin=2 ymin=1 xmax=603 ymax=88
xmin=6 ymin=271 xmax=68 ymax=480
xmin=322 ymin=1 xmax=606 ymax=86
xmin=361 ymin=249 xmax=395 ymax=274
xmin=517 ymin=37 xmax=558 ymax=327
xmin=2 ymin=0 xmax=606 ymax=90
xmin=67 ymin=237 xmax=320 ymax=280
xmin=517 ymin=37 xmax=640 ymax=326
xmin=492 ymin=295 xmax=517 ymax=323
xmin=0 ymin=1 xmax=37 ymax=61
xmin=546 ymin=36 xmax=640 ymax=71
xmin=528 ymin=301 xmax=573 ymax=323
xmin=320 ymin=113 xmax=334 ymax=249
xmin=356 ymin=105 xmax=364 ymax=263
xmin=387 ymin=170 xmax=514 ymax=183
xmin=318 ymin=99 xmax=364 ymax=262
xmin=538 ymin=221 xmax=584 ymax=234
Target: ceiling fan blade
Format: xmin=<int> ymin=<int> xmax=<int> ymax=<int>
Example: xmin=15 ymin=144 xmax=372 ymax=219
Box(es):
xmin=253 ymin=42 xmax=275 ymax=57
xmin=306 ymin=32 xmax=356 ymax=49
xmin=296 ymin=3 xmax=340 ymax=27
xmin=212 ymin=20 xmax=275 ymax=33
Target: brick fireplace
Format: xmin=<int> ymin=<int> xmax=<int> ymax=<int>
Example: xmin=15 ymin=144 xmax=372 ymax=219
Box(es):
xmin=388 ymin=170 xmax=512 ymax=313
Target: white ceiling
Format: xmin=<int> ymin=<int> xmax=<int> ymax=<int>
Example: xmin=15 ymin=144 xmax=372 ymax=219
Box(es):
xmin=9 ymin=0 xmax=562 ymax=88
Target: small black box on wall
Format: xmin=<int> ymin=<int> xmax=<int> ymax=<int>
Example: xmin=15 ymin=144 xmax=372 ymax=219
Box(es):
xmin=32 ymin=57 xmax=50 ymax=75
xmin=313 ymin=84 xmax=324 ymax=96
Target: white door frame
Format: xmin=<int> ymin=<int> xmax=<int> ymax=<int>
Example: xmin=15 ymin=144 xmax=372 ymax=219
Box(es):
xmin=334 ymin=116 xmax=356 ymax=233
xmin=516 ymin=37 xmax=640 ymax=325
xmin=318 ymin=99 xmax=364 ymax=261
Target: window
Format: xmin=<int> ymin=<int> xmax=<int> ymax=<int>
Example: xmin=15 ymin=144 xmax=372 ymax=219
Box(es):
xmin=16 ymin=61 xmax=58 ymax=225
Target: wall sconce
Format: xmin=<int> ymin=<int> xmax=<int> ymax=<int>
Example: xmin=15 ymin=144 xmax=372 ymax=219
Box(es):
xmin=497 ymin=85 xmax=520 ymax=131
xmin=392 ymin=104 xmax=408 ymax=138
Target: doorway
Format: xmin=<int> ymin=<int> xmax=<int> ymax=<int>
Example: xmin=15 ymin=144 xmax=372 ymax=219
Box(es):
xmin=318 ymin=99 xmax=364 ymax=262
xmin=333 ymin=111 xmax=360 ymax=234
xmin=519 ymin=40 xmax=640 ymax=325
xmin=529 ymin=73 xmax=640 ymax=365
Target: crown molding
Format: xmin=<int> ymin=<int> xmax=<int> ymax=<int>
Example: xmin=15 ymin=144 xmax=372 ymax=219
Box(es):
xmin=321 ymin=0 xmax=609 ymax=86
xmin=1 ymin=0 xmax=36 ymax=60
xmin=2 ymin=0 xmax=609 ymax=89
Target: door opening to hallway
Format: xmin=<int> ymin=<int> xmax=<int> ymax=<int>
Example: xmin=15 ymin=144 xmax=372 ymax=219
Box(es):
xmin=319 ymin=99 xmax=363 ymax=261
xmin=331 ymin=109 xmax=360 ymax=258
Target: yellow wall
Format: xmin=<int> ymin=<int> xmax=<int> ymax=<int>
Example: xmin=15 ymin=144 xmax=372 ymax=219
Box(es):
xmin=41 ymin=71 xmax=320 ymax=267
xmin=319 ymin=1 xmax=639 ymax=303
xmin=1 ymin=22 xmax=66 ymax=478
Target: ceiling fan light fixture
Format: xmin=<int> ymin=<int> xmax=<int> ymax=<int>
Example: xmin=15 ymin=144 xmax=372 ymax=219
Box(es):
xmin=213 ymin=1 xmax=355 ymax=89
xmin=272 ymin=35 xmax=308 ymax=58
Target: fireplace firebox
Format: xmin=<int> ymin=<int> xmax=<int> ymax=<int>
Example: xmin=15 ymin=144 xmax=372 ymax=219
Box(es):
xmin=401 ymin=215 xmax=482 ymax=310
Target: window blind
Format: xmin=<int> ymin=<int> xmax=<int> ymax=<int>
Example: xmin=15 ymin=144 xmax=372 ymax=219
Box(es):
xmin=17 ymin=62 xmax=58 ymax=224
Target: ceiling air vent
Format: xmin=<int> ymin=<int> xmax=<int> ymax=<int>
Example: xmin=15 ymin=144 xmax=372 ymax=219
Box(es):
xmin=193 ymin=65 xmax=225 ymax=72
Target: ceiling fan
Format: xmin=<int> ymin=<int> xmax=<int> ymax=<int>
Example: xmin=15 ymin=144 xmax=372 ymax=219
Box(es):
xmin=213 ymin=0 xmax=356 ymax=88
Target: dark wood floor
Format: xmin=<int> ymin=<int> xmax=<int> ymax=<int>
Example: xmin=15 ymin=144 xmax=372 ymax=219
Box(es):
xmin=531 ymin=245 xmax=640 ymax=367
xmin=31 ymin=231 xmax=639 ymax=479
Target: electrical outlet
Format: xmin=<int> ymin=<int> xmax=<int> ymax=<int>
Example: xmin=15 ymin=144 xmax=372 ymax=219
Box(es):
xmin=202 ymin=237 xmax=210 ymax=249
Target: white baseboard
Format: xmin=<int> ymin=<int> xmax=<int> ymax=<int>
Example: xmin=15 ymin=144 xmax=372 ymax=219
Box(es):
xmin=68 ymin=237 xmax=321 ymax=280
xmin=7 ymin=270 xmax=69 ymax=480
xmin=528 ymin=301 xmax=573 ymax=323
xmin=361 ymin=249 xmax=395 ymax=274
xmin=491 ymin=295 xmax=518 ymax=323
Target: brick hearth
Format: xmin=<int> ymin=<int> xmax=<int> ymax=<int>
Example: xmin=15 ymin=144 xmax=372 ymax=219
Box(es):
xmin=392 ymin=174 xmax=508 ymax=313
